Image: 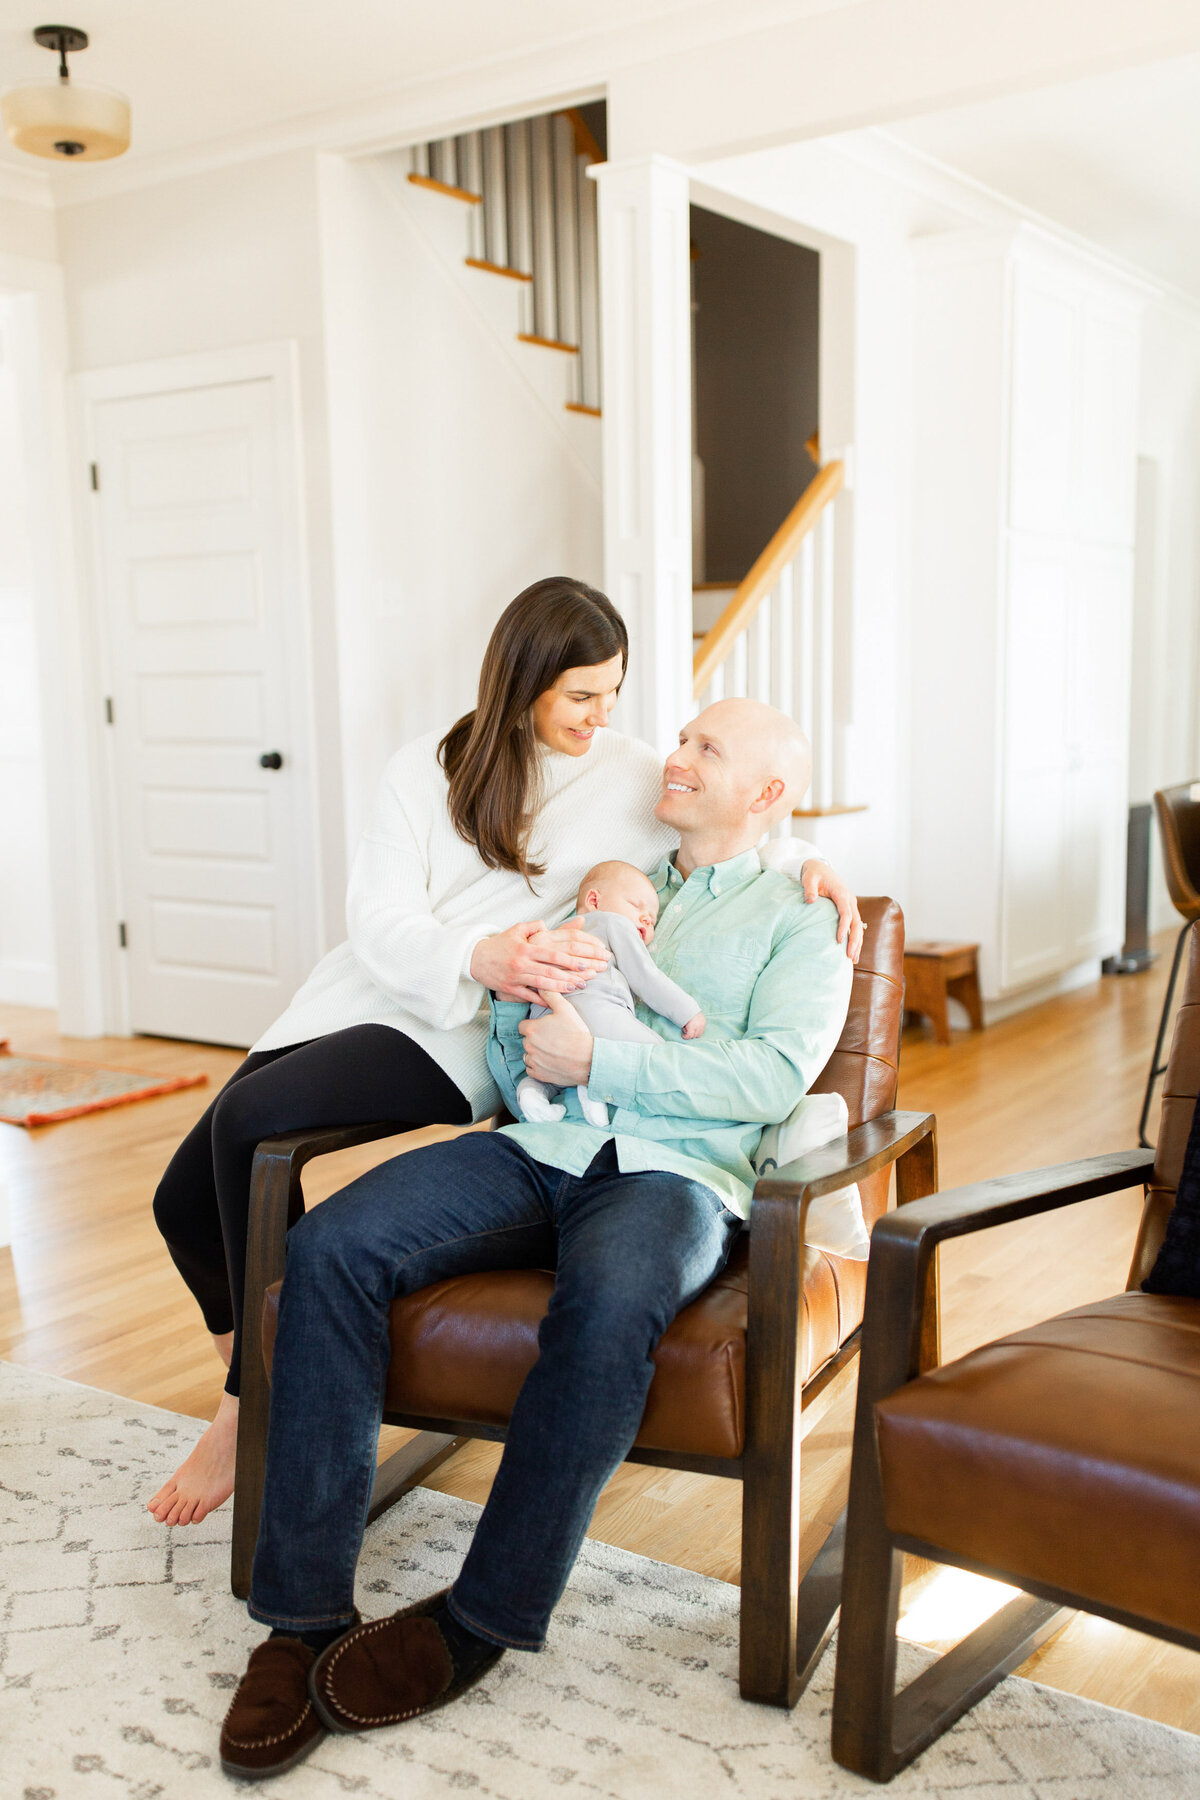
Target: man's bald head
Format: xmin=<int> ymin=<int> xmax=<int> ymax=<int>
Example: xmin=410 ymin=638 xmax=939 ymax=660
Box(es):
xmin=655 ymin=698 xmax=813 ymax=856
xmin=694 ymin=699 xmax=812 ymax=824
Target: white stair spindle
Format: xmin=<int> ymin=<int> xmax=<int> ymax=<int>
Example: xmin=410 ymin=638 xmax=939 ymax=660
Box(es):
xmin=505 ymin=119 xmax=533 ymax=276
xmin=481 ymin=126 xmax=508 ymax=268
xmin=431 ymin=138 xmax=453 ymax=188
xmin=553 ymin=114 xmax=581 ymax=356
xmin=798 ymin=532 xmax=816 ymax=752
xmin=775 ymin=562 xmax=794 ymax=719
xmin=731 ymin=631 xmax=748 ymax=699
xmin=458 ymin=133 xmax=484 ymax=256
xmin=709 ymin=664 xmax=725 ymax=703
xmin=529 ymin=113 xmax=558 ymax=342
xmin=752 ymin=594 xmax=772 ymax=703
xmin=576 ymin=154 xmax=600 ymax=408
xmin=815 ymin=504 xmax=836 ymax=808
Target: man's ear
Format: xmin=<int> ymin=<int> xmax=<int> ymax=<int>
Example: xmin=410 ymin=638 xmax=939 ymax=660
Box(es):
xmin=749 ymin=778 xmax=786 ymax=817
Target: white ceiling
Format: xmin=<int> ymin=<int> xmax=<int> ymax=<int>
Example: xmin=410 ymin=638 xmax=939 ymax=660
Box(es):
xmin=887 ymin=54 xmax=1200 ymax=300
xmin=0 ymin=1 xmax=855 ymax=178
xmin=2 ymin=5 xmax=1199 ymax=301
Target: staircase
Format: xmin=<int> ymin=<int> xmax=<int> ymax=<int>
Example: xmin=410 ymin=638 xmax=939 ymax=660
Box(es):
xmin=692 ymin=460 xmax=857 ymax=816
xmin=408 ymin=108 xmax=602 ymax=416
xmin=410 ymin=113 xmax=854 ymax=813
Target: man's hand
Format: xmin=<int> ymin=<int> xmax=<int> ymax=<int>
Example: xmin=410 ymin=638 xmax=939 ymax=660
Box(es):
xmin=800 ymin=859 xmax=863 ymax=963
xmin=518 ymin=989 xmax=595 ymax=1088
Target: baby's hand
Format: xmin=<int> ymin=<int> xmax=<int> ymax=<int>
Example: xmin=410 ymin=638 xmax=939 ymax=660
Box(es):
xmin=682 ymin=1012 xmax=706 ymax=1039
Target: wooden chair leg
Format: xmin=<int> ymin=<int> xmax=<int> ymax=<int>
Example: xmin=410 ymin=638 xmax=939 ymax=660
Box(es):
xmin=231 ymin=1142 xmax=299 ymax=1600
xmin=793 ymin=1506 xmax=847 ymax=1693
xmin=367 ymin=1431 xmax=467 ymax=1526
xmin=740 ymin=1189 xmax=806 ymax=1707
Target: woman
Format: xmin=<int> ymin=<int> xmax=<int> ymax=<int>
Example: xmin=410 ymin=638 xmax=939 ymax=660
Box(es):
xmin=148 ymin=576 xmax=858 ymax=1527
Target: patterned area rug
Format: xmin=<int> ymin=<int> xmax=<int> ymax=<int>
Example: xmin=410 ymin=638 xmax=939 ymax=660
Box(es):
xmin=2 ymin=1363 xmax=1198 ymax=1798
xmin=0 ymin=1040 xmax=207 ymax=1127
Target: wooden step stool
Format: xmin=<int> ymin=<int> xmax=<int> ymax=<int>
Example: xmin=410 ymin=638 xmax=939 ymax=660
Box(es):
xmin=904 ymin=940 xmax=983 ymax=1045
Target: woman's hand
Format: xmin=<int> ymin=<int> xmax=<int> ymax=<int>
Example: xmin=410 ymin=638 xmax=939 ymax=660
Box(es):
xmin=801 ymin=860 xmax=864 ymax=964
xmin=470 ymin=921 xmax=611 ymax=1005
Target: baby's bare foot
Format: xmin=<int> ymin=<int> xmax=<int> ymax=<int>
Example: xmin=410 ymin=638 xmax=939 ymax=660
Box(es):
xmin=148 ymin=1390 xmax=239 ymax=1527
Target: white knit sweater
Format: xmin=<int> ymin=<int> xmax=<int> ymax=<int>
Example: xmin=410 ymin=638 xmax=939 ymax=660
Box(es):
xmin=253 ymin=728 xmax=820 ymax=1120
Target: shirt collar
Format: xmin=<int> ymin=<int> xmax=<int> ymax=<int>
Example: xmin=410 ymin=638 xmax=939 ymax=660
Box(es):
xmin=654 ymin=847 xmax=762 ymax=898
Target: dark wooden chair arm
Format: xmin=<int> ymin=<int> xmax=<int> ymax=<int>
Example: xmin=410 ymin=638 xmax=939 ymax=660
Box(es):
xmin=245 ymin=1121 xmax=421 ymax=1295
xmin=857 ymin=1146 xmax=1157 ymax=1408
xmin=751 ymin=1111 xmax=938 ymax=1213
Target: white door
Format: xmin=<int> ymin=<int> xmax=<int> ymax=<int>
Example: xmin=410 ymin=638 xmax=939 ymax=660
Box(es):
xmin=92 ymin=371 xmax=316 ymax=1047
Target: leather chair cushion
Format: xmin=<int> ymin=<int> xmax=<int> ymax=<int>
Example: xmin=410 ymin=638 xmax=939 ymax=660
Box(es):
xmin=263 ymin=1232 xmax=868 ymax=1461
xmin=875 ymin=1290 xmax=1200 ymax=1638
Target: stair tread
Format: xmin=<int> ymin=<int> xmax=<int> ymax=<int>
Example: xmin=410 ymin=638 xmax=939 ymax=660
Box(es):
xmin=565 ymin=402 xmax=602 ymax=417
xmin=465 ymin=258 xmax=533 ymax=282
xmin=517 ymin=333 xmax=580 ymax=354
xmin=792 ymin=804 xmax=868 ymax=817
xmin=408 ymin=173 xmax=482 ymax=204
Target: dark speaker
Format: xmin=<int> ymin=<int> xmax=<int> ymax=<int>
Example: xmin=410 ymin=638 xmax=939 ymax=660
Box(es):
xmin=1102 ymin=802 xmax=1156 ymax=975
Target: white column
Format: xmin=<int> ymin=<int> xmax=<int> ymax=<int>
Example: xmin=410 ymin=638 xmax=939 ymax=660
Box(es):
xmin=592 ymin=155 xmax=693 ymax=753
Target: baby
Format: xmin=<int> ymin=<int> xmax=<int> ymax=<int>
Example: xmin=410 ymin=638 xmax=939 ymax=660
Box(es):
xmin=517 ymin=859 xmax=706 ymax=1130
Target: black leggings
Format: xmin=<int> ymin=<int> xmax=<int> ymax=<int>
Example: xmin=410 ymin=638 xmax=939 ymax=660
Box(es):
xmin=151 ymin=1024 xmax=471 ymax=1397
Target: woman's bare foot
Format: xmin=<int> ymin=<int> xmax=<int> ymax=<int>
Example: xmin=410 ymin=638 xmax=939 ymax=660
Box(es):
xmin=148 ymin=1388 xmax=239 ymax=1527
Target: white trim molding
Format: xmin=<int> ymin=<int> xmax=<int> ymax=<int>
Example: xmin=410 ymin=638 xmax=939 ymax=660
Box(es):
xmin=593 ymin=154 xmax=694 ymax=753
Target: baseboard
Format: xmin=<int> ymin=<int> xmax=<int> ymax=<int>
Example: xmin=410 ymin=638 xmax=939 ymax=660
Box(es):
xmin=0 ymin=959 xmax=57 ymax=1008
xmin=982 ymin=958 xmax=1102 ymax=1025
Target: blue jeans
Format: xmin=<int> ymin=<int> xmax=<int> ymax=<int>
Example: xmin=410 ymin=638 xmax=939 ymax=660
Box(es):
xmin=248 ymin=1134 xmax=739 ymax=1649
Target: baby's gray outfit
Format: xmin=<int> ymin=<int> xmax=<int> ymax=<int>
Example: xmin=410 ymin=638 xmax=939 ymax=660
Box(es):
xmin=528 ymin=911 xmax=699 ymax=1042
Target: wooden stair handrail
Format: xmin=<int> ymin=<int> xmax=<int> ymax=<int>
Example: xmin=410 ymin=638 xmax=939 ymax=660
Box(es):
xmin=693 ymin=459 xmax=844 ymax=697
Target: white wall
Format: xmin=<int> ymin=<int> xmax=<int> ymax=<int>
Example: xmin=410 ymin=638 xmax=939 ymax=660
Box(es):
xmin=1133 ymin=300 xmax=1200 ymax=929
xmin=0 ymin=186 xmax=57 ymax=265
xmin=0 ymin=293 xmax=55 ymax=1006
xmin=681 ymin=138 xmax=974 ymax=904
xmin=317 ymin=151 xmax=603 ymax=848
xmin=54 ymin=150 xmax=347 ymax=949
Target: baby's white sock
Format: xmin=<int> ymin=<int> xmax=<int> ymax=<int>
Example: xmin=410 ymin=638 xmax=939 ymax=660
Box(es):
xmin=576 ymin=1086 xmax=610 ymax=1129
xmin=517 ymin=1075 xmax=565 ymax=1123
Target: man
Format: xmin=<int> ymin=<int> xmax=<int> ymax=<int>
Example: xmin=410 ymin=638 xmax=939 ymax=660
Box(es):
xmin=219 ymin=699 xmax=852 ymax=1780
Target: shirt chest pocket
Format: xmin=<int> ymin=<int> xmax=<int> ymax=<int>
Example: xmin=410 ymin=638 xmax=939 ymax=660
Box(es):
xmin=658 ymin=936 xmax=761 ymax=1031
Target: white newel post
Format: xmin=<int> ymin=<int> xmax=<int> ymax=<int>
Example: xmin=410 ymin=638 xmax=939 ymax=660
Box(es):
xmin=592 ymin=156 xmax=693 ymax=753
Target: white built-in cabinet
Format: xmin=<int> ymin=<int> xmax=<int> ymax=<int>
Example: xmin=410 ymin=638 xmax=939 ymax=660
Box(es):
xmin=909 ymin=226 xmax=1141 ymax=1003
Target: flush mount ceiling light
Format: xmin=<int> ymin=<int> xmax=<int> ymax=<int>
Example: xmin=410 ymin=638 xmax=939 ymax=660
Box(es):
xmin=2 ymin=25 xmax=130 ymax=162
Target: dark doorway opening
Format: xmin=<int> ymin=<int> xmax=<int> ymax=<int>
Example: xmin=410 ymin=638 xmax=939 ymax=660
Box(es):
xmin=690 ymin=206 xmax=820 ymax=588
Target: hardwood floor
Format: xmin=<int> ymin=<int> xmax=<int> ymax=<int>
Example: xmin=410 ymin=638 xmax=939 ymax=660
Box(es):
xmin=1 ymin=939 xmax=1196 ymax=1733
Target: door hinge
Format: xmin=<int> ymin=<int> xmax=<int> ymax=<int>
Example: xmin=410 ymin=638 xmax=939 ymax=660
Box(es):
xmin=104 ymin=696 xmax=114 ymax=725
xmin=90 ymin=462 xmax=100 ymax=492
xmin=117 ymin=922 xmax=127 ymax=949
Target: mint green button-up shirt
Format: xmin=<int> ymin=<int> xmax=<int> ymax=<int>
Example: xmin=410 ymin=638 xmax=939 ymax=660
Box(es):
xmin=486 ymin=848 xmax=853 ymax=1216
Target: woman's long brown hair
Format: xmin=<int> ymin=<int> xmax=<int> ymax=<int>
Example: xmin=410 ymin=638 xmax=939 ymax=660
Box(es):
xmin=438 ymin=577 xmax=627 ymax=882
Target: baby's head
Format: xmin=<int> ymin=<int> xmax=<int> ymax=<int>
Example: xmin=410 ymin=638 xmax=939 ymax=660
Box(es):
xmin=576 ymin=861 xmax=660 ymax=944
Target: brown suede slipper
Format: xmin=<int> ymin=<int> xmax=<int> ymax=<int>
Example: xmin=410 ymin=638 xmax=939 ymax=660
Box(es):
xmin=220 ymin=1636 xmax=327 ymax=1780
xmin=309 ymin=1589 xmax=503 ymax=1736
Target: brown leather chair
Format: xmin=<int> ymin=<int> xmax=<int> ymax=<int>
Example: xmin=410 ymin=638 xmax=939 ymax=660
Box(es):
xmin=1140 ymin=781 xmax=1200 ymax=1145
xmin=231 ymin=897 xmax=937 ymax=1708
xmin=829 ymin=924 xmax=1200 ymax=1783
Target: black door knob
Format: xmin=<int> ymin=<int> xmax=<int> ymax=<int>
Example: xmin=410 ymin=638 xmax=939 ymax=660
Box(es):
xmin=259 ymin=751 xmax=284 ymax=770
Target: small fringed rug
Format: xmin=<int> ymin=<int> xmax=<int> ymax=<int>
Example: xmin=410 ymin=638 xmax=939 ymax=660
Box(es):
xmin=0 ymin=1039 xmax=207 ymax=1127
